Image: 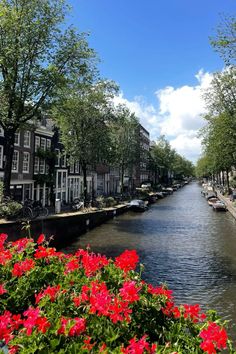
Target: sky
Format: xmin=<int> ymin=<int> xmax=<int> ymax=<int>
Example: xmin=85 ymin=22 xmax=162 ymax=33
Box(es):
xmin=68 ymin=0 xmax=236 ymax=163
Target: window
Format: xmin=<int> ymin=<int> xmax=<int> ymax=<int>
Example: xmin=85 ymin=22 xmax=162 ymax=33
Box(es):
xmin=14 ymin=132 xmax=20 ymax=146
xmin=35 ymin=136 xmax=40 ymax=152
xmin=39 ymin=159 xmax=45 ymax=174
xmin=0 ymin=128 xmax=4 ymax=137
xmin=12 ymin=151 xmax=19 ymax=172
xmin=70 ymin=164 xmax=74 ymax=174
xmin=45 ymin=163 xmax=49 ymax=174
xmin=61 ymin=152 xmax=66 ymax=167
xmin=46 ymin=139 xmax=51 ymax=150
xmin=41 ymin=137 xmax=46 ymax=151
xmin=23 ymin=152 xmax=30 ymax=173
xmin=55 ymin=149 xmax=60 ymax=167
xmin=75 ymin=161 xmax=80 ymax=174
xmin=23 ymin=131 xmax=31 ymax=147
xmin=34 ymin=156 xmax=40 ymax=174
xmin=0 ymin=145 xmax=3 ymax=168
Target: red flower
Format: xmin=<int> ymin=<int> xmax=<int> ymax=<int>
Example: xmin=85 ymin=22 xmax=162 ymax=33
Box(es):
xmin=172 ymin=306 xmax=181 ymax=318
xmin=35 ymin=285 xmax=61 ymax=304
xmin=148 ymin=284 xmax=173 ymax=300
xmin=12 ymin=259 xmax=35 ymax=277
xmin=115 ymin=250 xmax=139 ymax=273
xmin=75 ymin=249 xmax=109 ymax=276
xmin=121 ymin=335 xmax=155 ymax=353
xmin=0 ymin=310 xmax=14 ymax=344
xmin=23 ymin=307 xmax=40 ymax=336
xmin=183 ymin=304 xmax=205 ymax=323
xmin=37 ymin=234 xmax=45 ymax=245
xmin=57 ymin=317 xmax=86 ymax=336
xmin=108 ymin=297 xmax=132 ymax=323
xmin=0 ymin=249 xmax=12 ymax=265
xmin=73 ymin=296 xmax=82 ymax=307
xmin=64 ymin=258 xmax=79 ymax=274
xmin=199 ymin=322 xmax=228 ymax=353
xmin=34 ymin=246 xmax=59 ymax=259
xmin=162 ymin=301 xmax=175 ymax=317
xmin=68 ymin=317 xmax=86 ymax=336
xmin=119 ymin=281 xmax=141 ymax=303
xmin=8 ymin=346 xmax=19 ymax=354
xmin=89 ymin=281 xmax=112 ymax=316
xmin=36 ymin=317 xmax=51 ymax=333
xmin=83 ymin=336 xmax=96 ymax=351
xmin=11 ymin=238 xmax=33 ymax=252
xmin=99 ymin=343 xmax=107 ymax=353
xmin=0 ymin=233 xmax=8 ymax=250
xmin=0 ymin=284 xmax=7 ymax=295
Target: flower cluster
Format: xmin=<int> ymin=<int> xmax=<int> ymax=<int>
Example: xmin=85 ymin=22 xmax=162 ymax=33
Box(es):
xmin=0 ymin=233 xmax=234 ymax=353
xmin=199 ymin=322 xmax=228 ymax=354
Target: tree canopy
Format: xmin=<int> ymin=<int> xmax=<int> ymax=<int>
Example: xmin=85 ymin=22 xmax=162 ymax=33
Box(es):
xmin=0 ymin=0 xmax=96 ymax=196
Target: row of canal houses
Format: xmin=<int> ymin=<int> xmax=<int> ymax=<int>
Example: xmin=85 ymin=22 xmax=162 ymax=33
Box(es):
xmin=0 ymin=118 xmax=150 ymax=206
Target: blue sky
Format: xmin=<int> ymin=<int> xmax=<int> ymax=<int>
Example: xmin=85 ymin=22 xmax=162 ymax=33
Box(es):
xmin=68 ymin=0 xmax=236 ymax=162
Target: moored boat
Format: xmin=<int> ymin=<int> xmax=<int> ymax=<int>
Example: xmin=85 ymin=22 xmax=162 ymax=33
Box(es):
xmin=212 ymin=201 xmax=227 ymax=211
xmin=128 ymin=199 xmax=148 ymax=212
xmin=208 ymin=197 xmax=219 ymax=206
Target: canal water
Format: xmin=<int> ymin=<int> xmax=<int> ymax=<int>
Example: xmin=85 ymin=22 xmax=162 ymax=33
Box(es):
xmin=62 ymin=182 xmax=236 ymax=335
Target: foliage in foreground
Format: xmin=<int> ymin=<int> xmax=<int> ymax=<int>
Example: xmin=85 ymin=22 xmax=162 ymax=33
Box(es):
xmin=0 ymin=233 xmax=235 ymax=354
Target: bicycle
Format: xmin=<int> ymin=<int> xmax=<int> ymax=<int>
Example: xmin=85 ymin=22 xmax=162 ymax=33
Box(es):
xmin=31 ymin=201 xmax=49 ymax=219
xmin=14 ymin=204 xmax=33 ymax=221
xmin=21 ymin=199 xmax=49 ymax=219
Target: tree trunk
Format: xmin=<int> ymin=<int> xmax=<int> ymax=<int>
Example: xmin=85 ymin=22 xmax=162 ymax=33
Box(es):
xmin=226 ymin=169 xmax=230 ymax=194
xmin=81 ymin=162 xmax=87 ymax=201
xmin=222 ymin=171 xmax=225 ymax=186
xmin=120 ymin=163 xmax=124 ymax=195
xmin=3 ymin=129 xmax=15 ymax=198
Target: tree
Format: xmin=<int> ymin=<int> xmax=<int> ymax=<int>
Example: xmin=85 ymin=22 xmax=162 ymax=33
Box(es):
xmin=200 ymin=112 xmax=236 ymax=191
xmin=53 ymin=81 xmax=118 ymax=200
xmin=210 ymin=15 xmax=236 ymax=65
xmin=149 ymin=136 xmax=175 ymax=185
xmin=203 ymin=67 xmax=236 ymax=118
xmin=195 ymin=155 xmax=214 ymax=179
xmin=171 ymin=153 xmax=194 ymax=180
xmin=0 ymin=0 xmax=95 ymax=196
xmin=109 ymin=105 xmax=140 ymax=194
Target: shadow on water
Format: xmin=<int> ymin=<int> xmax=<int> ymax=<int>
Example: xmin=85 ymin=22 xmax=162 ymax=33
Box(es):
xmin=61 ymin=182 xmax=236 ymax=338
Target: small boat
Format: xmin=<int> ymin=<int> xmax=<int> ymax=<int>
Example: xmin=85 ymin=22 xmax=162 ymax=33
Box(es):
xmin=208 ymin=197 xmax=219 ymax=206
xmin=212 ymin=201 xmax=227 ymax=211
xmin=155 ymin=192 xmax=164 ymax=198
xmin=128 ymin=199 xmax=148 ymax=212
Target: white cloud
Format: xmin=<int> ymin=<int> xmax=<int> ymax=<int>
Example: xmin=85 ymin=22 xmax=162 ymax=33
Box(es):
xmin=114 ymin=70 xmax=213 ymax=163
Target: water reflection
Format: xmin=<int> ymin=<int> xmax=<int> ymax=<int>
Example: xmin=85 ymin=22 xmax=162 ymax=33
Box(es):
xmin=62 ymin=182 xmax=236 ymax=336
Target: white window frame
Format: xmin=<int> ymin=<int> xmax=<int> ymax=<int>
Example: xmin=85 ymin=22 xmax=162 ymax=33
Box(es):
xmin=35 ymin=136 xmax=40 ymax=152
xmin=0 ymin=145 xmax=3 ymax=168
xmin=12 ymin=150 xmax=19 ymax=172
xmin=34 ymin=156 xmax=40 ymax=174
xmin=75 ymin=161 xmax=80 ymax=174
xmin=14 ymin=132 xmax=20 ymax=146
xmin=23 ymin=131 xmax=31 ymax=148
xmin=23 ymin=152 xmax=30 ymax=173
xmin=46 ymin=139 xmax=51 ymax=150
xmin=39 ymin=159 xmax=45 ymax=174
xmin=70 ymin=164 xmax=74 ymax=174
xmin=0 ymin=128 xmax=4 ymax=137
xmin=41 ymin=137 xmax=46 ymax=151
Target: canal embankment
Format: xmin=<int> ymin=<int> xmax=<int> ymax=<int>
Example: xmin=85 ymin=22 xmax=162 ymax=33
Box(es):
xmin=0 ymin=204 xmax=128 ymax=247
xmin=217 ymin=192 xmax=236 ymax=219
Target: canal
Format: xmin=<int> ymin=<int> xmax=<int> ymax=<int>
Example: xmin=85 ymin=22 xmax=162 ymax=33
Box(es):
xmin=62 ymin=182 xmax=236 ymax=335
